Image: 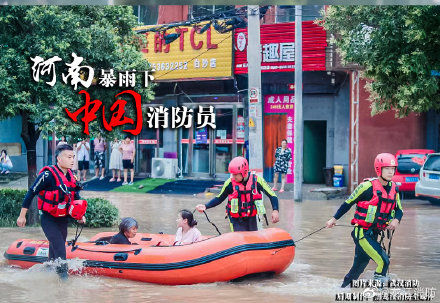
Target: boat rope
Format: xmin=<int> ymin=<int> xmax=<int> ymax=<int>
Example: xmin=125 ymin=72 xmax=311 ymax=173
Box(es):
xmin=379 ymin=229 xmax=394 ymax=258
xmin=294 ymin=224 xmax=352 ymax=243
xmin=294 ymin=226 xmax=327 ymax=243
xmin=71 ymin=222 xmax=84 ymax=248
xmin=203 ymin=210 xmax=222 ymax=236
xmin=335 ymin=224 xmax=354 ymax=227
xmin=192 ymin=209 xmax=222 ymax=236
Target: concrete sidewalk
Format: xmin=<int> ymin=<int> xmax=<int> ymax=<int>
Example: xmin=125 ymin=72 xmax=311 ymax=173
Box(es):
xmin=0 ymin=174 xmax=28 ymax=190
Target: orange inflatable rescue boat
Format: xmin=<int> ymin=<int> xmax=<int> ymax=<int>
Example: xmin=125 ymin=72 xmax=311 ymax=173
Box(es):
xmin=4 ymin=228 xmax=295 ymax=285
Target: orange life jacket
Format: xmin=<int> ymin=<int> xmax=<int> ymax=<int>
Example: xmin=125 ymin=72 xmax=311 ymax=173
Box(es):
xmin=227 ymin=174 xmax=263 ymax=218
xmin=37 ymin=165 xmax=77 ymax=218
xmin=351 ymin=178 xmax=397 ymax=230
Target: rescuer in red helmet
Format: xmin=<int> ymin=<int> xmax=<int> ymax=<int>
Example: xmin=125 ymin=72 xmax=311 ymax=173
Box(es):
xmin=16 ymin=144 xmax=87 ymax=280
xmin=326 ymin=153 xmax=403 ymax=288
xmin=196 ymin=156 xmax=279 ymax=232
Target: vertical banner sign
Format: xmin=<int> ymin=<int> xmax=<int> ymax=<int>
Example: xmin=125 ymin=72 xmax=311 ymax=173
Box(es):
xmin=264 ymin=94 xmax=295 ymax=183
xmin=237 ymin=115 xmax=245 ymax=139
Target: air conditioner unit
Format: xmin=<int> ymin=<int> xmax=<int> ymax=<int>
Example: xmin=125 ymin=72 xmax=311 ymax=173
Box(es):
xmin=151 ymin=158 xmax=178 ymax=179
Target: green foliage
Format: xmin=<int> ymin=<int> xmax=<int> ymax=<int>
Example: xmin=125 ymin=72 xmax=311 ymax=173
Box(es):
xmin=84 ymin=197 xmax=119 ymax=228
xmin=320 ymin=6 xmax=440 ymax=116
xmin=0 ymin=188 xmax=118 ymax=228
xmin=0 ymin=188 xmax=26 ymax=227
xmin=0 ymin=6 xmax=155 ymax=139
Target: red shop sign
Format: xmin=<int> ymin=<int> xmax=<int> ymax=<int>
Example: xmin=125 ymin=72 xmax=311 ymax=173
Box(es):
xmin=139 ymin=139 xmax=157 ymax=144
xmin=181 ymin=139 xmax=245 ymax=144
xmin=234 ymin=21 xmax=327 ymax=74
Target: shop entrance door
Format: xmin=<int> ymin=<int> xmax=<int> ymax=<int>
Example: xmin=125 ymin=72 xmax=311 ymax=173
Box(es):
xmin=137 ymin=128 xmax=159 ymax=177
xmin=212 ymin=107 xmax=233 ymax=179
xmin=212 ymin=106 xmax=246 ymax=179
xmin=303 ymin=120 xmax=327 ymax=183
xmin=182 ymin=104 xmax=244 ymax=180
xmin=192 ymin=127 xmax=211 ymax=175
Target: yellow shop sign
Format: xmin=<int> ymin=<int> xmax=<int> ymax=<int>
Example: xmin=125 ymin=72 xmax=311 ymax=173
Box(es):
xmin=136 ymin=24 xmax=233 ymax=81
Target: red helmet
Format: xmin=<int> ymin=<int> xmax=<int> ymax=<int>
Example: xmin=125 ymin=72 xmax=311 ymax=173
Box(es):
xmin=228 ymin=156 xmax=249 ymax=178
xmin=374 ymin=153 xmax=397 ymax=177
xmin=68 ymin=199 xmax=88 ymax=220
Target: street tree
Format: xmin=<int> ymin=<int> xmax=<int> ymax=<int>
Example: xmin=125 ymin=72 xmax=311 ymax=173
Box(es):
xmin=0 ymin=6 xmax=154 ymax=224
xmin=320 ymin=6 xmax=440 ymax=116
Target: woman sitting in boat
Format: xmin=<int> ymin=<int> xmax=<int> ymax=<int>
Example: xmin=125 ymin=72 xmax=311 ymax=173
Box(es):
xmin=110 ymin=217 xmax=138 ymax=244
xmin=174 ymin=209 xmax=201 ymax=245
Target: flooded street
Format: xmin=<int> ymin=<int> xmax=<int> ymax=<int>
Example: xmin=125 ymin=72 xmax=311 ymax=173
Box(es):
xmin=1 ymin=191 xmax=439 ymax=303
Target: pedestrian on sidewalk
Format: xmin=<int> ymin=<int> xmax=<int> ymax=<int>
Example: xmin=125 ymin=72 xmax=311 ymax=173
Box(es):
xmin=272 ymin=139 xmax=291 ymax=193
xmin=0 ymin=149 xmax=13 ymax=174
xmin=76 ymin=138 xmax=90 ymax=182
xmin=57 ymin=136 xmax=68 ymax=147
xmin=119 ymin=136 xmax=135 ymax=185
xmin=92 ymin=134 xmax=106 ymax=180
xmin=109 ymin=137 xmax=123 ymax=182
xmin=326 ymin=153 xmax=403 ymax=288
xmin=196 ymin=156 xmax=279 ymax=232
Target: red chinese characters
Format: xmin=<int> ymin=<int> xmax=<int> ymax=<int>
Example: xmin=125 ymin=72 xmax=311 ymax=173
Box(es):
xmin=65 ymin=90 xmax=143 ymax=136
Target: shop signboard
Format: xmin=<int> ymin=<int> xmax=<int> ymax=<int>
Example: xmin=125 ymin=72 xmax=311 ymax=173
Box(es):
xmin=138 ymin=139 xmax=157 ymax=145
xmin=181 ymin=139 xmax=245 ymax=144
xmin=137 ymin=23 xmax=233 ymax=81
xmin=234 ymin=21 xmax=327 ymax=74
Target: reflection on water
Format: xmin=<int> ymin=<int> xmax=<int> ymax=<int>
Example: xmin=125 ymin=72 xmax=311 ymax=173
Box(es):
xmin=1 ymin=192 xmax=439 ymax=302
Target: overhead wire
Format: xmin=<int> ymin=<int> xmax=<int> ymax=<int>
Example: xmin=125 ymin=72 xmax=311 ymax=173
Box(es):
xmin=136 ymin=5 xmax=272 ymax=34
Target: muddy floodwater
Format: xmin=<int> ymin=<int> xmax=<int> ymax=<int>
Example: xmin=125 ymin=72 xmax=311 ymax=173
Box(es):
xmin=1 ymin=191 xmax=439 ymax=303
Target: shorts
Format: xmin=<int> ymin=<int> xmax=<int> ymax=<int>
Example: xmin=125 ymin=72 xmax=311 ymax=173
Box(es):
xmin=94 ymin=151 xmax=105 ymax=168
xmin=122 ymin=159 xmax=134 ymax=169
xmin=228 ymin=215 xmax=258 ymax=232
xmin=78 ymin=160 xmax=89 ymax=171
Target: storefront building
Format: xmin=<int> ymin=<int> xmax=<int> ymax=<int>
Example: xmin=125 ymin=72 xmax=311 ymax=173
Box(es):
xmin=135 ymin=22 xmax=246 ymax=179
xmin=132 ymin=5 xmax=353 ymax=183
xmin=234 ymin=20 xmax=351 ymax=184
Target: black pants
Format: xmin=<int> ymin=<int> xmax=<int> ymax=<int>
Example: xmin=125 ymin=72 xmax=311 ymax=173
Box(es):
xmin=40 ymin=212 xmax=69 ymax=275
xmin=341 ymin=227 xmax=390 ymax=288
xmin=228 ymin=215 xmax=258 ymax=232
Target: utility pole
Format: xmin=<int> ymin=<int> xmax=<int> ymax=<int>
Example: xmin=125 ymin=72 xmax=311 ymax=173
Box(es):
xmin=247 ymin=5 xmax=264 ymax=177
xmin=52 ymin=130 xmax=56 ymax=165
xmin=293 ymin=5 xmax=303 ymax=202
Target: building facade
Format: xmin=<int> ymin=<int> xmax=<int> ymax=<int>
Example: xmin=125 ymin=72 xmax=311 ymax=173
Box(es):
xmin=1 ymin=5 xmax=435 ymax=188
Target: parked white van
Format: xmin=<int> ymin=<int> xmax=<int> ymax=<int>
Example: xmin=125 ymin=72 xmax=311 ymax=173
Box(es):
xmin=415 ymin=153 xmax=440 ymax=205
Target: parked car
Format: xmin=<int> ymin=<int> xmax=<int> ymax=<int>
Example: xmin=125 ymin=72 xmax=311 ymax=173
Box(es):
xmin=415 ymin=153 xmax=440 ymax=205
xmin=392 ymin=149 xmax=435 ymax=193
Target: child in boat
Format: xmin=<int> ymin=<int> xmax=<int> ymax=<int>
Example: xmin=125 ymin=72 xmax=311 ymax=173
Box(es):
xmin=110 ymin=217 xmax=138 ymax=244
xmin=174 ymin=209 xmax=201 ymax=245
